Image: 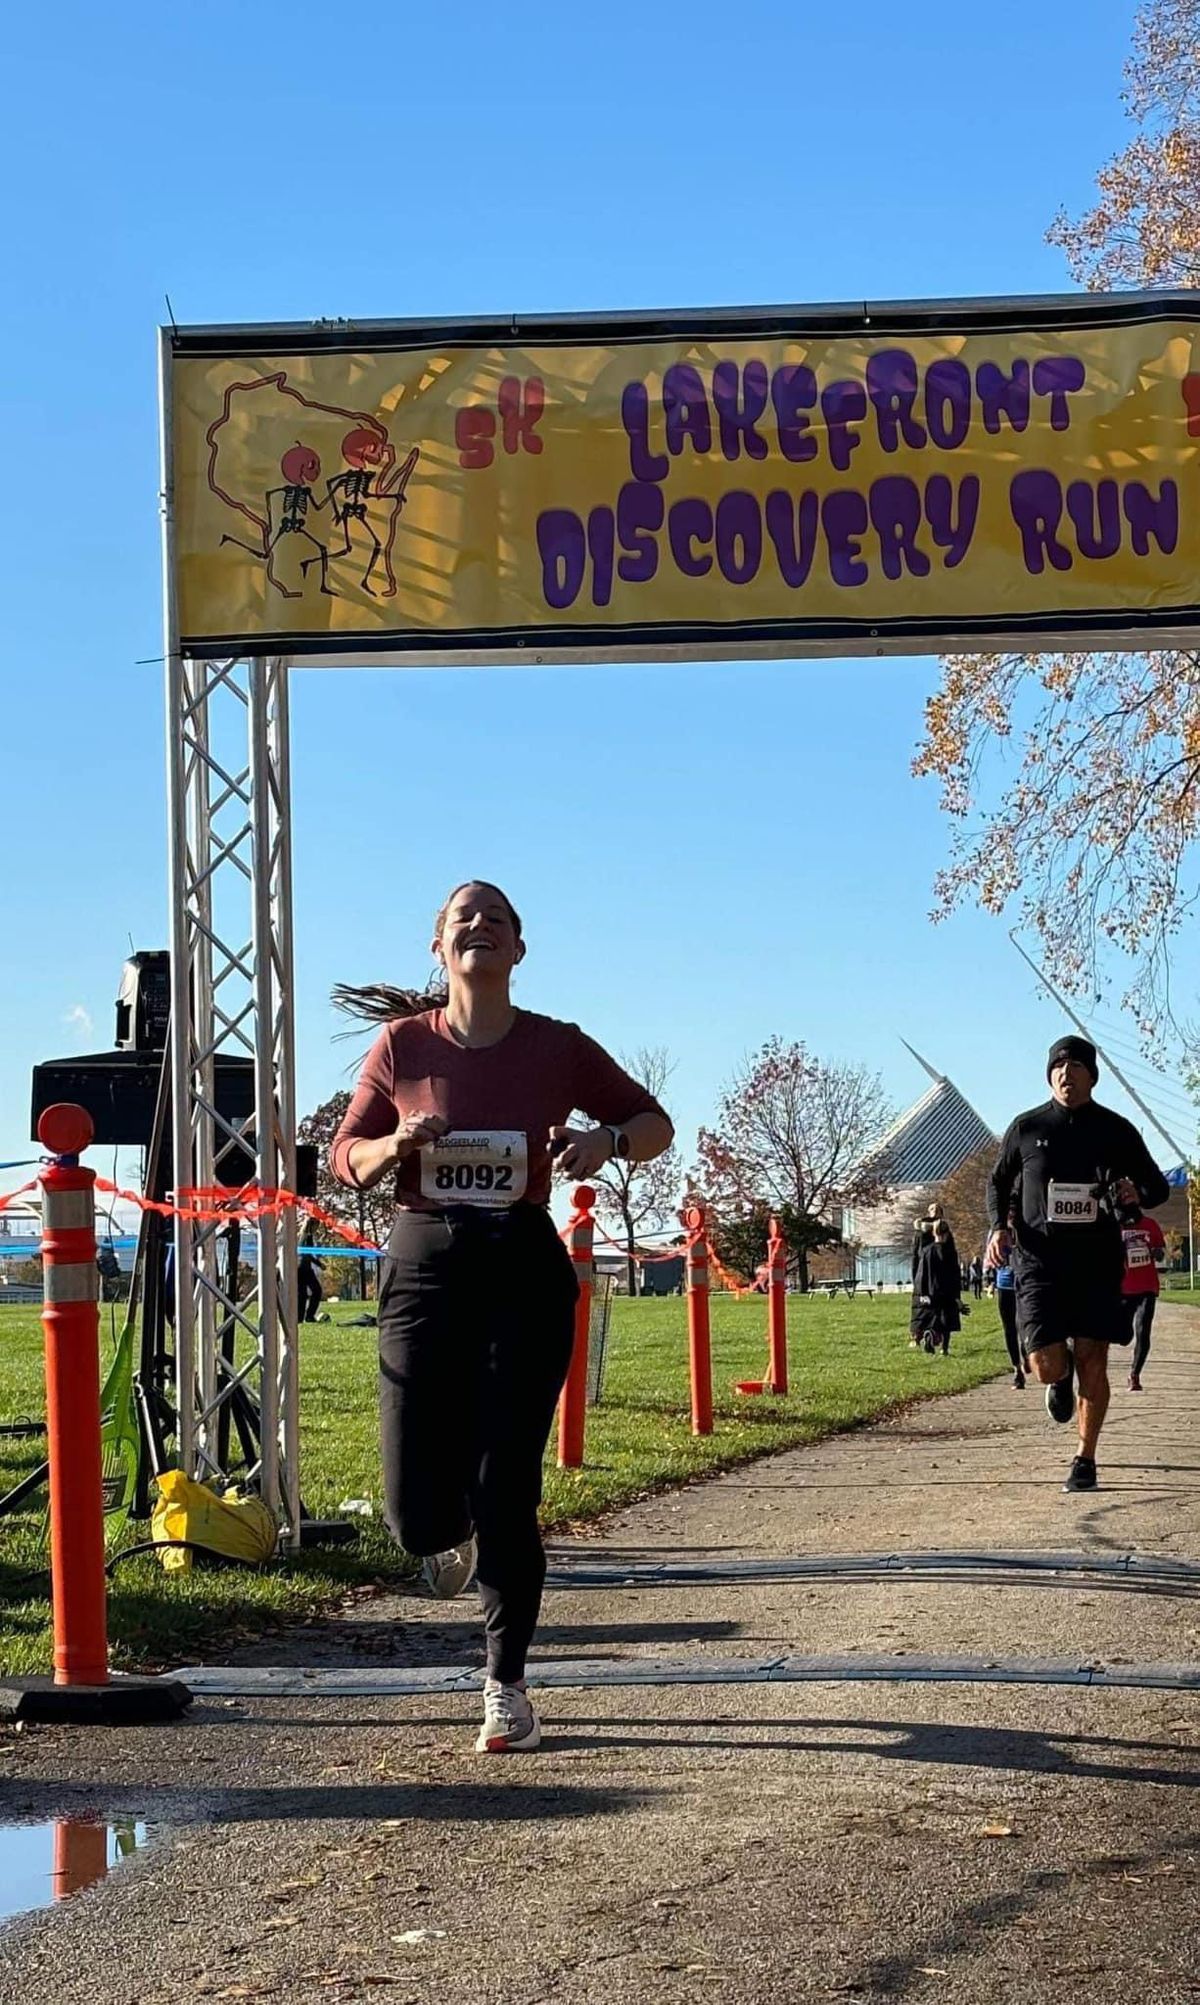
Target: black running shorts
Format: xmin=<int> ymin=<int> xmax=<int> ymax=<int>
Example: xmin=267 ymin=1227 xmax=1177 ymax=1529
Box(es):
xmin=1015 ymin=1269 xmax=1129 ymax=1353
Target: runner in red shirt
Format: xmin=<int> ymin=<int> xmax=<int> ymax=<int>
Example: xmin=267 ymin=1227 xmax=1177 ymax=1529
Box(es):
xmin=1120 ymin=1205 xmax=1166 ymax=1392
xmin=331 ymin=880 xmax=674 ymax=1753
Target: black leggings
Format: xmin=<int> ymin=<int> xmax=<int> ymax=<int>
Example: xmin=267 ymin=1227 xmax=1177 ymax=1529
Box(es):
xmin=997 ymin=1288 xmax=1022 ymax=1373
xmin=377 ymin=1203 xmax=577 ymax=1683
xmin=1128 ymin=1293 xmax=1156 ymax=1376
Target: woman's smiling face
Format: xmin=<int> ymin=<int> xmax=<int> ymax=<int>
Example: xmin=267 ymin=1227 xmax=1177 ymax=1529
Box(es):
xmin=433 ymin=882 xmax=524 ymax=984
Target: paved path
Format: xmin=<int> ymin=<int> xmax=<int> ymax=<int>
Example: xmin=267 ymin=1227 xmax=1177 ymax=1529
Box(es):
xmin=3 ymin=1311 xmax=1200 ymax=2003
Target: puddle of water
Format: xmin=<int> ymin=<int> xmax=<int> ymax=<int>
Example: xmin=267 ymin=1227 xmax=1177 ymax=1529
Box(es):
xmin=0 ymin=1819 xmax=149 ymax=1927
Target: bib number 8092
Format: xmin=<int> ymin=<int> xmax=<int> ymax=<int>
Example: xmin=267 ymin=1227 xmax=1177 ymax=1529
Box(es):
xmin=419 ymin=1130 xmax=528 ymax=1207
xmin=433 ymin=1162 xmax=514 ymax=1194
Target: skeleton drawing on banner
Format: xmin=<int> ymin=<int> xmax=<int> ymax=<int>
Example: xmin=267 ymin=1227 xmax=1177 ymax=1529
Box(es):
xmin=205 ymin=373 xmax=420 ymax=603
xmin=324 ymin=428 xmax=420 ymax=597
xmin=218 ymin=442 xmax=336 ymax=600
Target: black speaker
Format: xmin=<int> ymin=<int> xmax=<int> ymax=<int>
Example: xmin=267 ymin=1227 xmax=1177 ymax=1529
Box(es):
xmin=31 ymin=1052 xmax=256 ymax=1152
xmin=115 ymin=952 xmax=171 ymax=1052
xmin=212 ymin=1134 xmax=317 ymax=1197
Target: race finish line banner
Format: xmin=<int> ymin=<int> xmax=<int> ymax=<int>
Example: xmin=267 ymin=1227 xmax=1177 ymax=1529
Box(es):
xmin=163 ymin=292 xmax=1200 ymax=664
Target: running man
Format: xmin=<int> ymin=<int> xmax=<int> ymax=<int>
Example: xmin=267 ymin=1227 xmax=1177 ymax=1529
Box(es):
xmin=986 ymin=1035 xmax=1169 ymax=1491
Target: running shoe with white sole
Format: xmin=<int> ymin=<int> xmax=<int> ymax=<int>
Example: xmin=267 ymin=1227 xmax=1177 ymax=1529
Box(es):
xmin=1045 ymin=1371 xmax=1076 ymax=1424
xmin=419 ymin=1533 xmax=478 ymax=1600
xmin=476 ymin=1678 xmax=541 ymax=1753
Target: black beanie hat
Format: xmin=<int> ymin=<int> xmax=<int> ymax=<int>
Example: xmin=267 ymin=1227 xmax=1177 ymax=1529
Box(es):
xmin=1047 ymin=1034 xmax=1099 ymax=1084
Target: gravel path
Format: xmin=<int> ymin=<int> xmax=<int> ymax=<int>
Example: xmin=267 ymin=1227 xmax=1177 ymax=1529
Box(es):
xmin=2 ymin=1308 xmax=1198 ymax=2003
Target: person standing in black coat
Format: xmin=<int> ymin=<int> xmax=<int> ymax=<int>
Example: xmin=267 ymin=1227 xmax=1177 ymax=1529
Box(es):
xmin=913 ymin=1220 xmax=962 ymax=1355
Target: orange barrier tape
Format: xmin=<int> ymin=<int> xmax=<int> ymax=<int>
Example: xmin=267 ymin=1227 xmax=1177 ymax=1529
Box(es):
xmin=92 ymin=1177 xmax=383 ymax=1252
xmin=590 ymin=1218 xmax=689 ymax=1264
xmin=0 ymin=1180 xmax=39 ymax=1212
xmin=704 ymin=1241 xmax=754 ymax=1297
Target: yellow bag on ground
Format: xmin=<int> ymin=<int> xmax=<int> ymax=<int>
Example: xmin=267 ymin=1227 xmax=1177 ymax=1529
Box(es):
xmin=151 ymin=1469 xmax=279 ymax=1572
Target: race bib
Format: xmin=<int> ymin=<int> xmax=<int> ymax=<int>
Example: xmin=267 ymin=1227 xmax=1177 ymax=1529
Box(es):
xmin=1047 ymin=1180 xmax=1098 ymax=1226
xmin=419 ymin=1130 xmax=527 ymax=1207
xmin=1124 ymin=1235 xmax=1154 ymax=1269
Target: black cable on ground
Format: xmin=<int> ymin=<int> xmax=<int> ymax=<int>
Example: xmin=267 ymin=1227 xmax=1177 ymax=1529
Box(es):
xmin=1 ymin=1539 xmax=268 ymax=1601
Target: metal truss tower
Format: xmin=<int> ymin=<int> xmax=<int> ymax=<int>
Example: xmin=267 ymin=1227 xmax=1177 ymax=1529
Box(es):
xmin=163 ymin=650 xmax=301 ymax=1544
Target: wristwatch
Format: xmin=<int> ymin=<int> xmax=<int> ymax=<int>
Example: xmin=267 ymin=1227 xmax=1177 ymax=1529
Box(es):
xmin=605 ymin=1124 xmax=631 ymax=1160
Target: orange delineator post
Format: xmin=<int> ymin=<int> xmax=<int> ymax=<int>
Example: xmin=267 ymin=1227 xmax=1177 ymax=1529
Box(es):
xmin=37 ymin=1103 xmax=109 ymax=1689
xmin=685 ymin=1203 xmax=713 ymax=1435
xmin=557 ymin=1185 xmax=596 ymax=1469
xmin=767 ymin=1215 xmax=789 ymax=1395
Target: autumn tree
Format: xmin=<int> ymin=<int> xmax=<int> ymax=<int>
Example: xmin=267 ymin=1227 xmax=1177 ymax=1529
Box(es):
xmin=914 ymin=0 xmax=1200 ymax=1039
xmin=694 ymin=1038 xmax=893 ymax=1290
xmin=578 ymin=1047 xmax=682 ymax=1295
xmin=934 ymin=1142 xmax=999 ymax=1271
xmin=708 ymin=1201 xmax=806 ymax=1285
xmin=297 ymin=1089 xmax=395 ymax=1299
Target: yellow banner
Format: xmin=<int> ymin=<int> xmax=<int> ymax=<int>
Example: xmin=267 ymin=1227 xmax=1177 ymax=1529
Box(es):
xmin=169 ymin=311 xmax=1200 ymax=658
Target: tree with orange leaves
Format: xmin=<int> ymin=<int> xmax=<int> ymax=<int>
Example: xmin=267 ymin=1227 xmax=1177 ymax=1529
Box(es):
xmin=914 ymin=0 xmax=1200 ymax=1040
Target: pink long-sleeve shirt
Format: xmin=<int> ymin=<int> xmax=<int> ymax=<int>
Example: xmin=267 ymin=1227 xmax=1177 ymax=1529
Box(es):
xmin=330 ymin=1009 xmax=667 ymax=1210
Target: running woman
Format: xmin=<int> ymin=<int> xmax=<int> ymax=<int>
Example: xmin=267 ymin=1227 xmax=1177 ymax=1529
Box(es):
xmin=985 ymin=1035 xmax=1169 ymax=1492
xmin=1120 ymin=1203 xmax=1165 ymax=1392
xmin=330 ymin=882 xmax=674 ymax=1753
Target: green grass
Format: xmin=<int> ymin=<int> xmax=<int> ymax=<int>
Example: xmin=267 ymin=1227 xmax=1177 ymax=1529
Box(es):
xmin=1160 ymin=1282 xmax=1200 ymax=1305
xmin=0 ymin=1292 xmax=1008 ymax=1677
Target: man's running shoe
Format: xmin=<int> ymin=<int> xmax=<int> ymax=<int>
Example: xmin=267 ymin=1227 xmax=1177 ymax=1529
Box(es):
xmin=476 ymin=1678 xmax=541 ymax=1753
xmin=1128 ymin=1373 xmax=1143 ymax=1392
xmin=1045 ymin=1371 xmax=1075 ymax=1424
xmin=420 ymin=1533 xmax=478 ymax=1600
xmin=1012 ymin=1370 xmax=1026 ymax=1389
xmin=1063 ymin=1454 xmax=1097 ymax=1492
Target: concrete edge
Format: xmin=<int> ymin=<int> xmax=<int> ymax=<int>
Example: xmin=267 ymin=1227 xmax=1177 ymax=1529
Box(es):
xmin=168 ymin=1655 xmax=1200 ymax=1698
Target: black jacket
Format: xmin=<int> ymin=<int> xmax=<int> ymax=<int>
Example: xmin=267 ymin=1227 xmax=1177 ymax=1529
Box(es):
xmin=913 ymin=1241 xmax=962 ymax=1335
xmin=987 ymin=1097 xmax=1169 ymax=1281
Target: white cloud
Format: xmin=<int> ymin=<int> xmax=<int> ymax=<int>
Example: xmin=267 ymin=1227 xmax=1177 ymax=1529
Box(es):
xmin=63 ymin=1004 xmax=93 ymax=1035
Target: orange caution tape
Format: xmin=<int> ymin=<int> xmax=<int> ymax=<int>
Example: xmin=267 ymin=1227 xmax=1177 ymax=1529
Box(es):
xmin=0 ymin=1180 xmax=39 ymax=1212
xmin=590 ymin=1218 xmax=688 ymax=1264
xmin=704 ymin=1240 xmax=754 ymax=1297
xmin=92 ymin=1177 xmax=383 ymax=1252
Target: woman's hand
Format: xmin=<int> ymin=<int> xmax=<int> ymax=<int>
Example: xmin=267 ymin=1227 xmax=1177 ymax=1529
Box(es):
xmin=390 ymin=1112 xmax=450 ymax=1163
xmin=547 ymin=1124 xmax=613 ymax=1180
xmin=347 ymin=1113 xmax=449 ymax=1191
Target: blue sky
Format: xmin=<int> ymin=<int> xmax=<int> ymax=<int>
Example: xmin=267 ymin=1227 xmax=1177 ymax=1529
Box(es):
xmin=2 ymin=0 xmax=1195 ymax=1215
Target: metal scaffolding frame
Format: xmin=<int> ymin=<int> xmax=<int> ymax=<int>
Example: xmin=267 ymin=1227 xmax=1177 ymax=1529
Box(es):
xmin=162 ymin=651 xmax=301 ymax=1542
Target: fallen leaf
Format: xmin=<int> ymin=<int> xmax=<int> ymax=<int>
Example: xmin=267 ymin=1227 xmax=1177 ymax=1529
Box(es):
xmin=980 ymin=1823 xmax=1014 ymax=1838
xmin=393 ymin=1928 xmax=448 ymax=1945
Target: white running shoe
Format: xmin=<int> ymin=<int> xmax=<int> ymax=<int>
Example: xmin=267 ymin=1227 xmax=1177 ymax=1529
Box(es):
xmin=475 ymin=1678 xmax=541 ymax=1753
xmin=419 ymin=1533 xmax=478 ymax=1600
